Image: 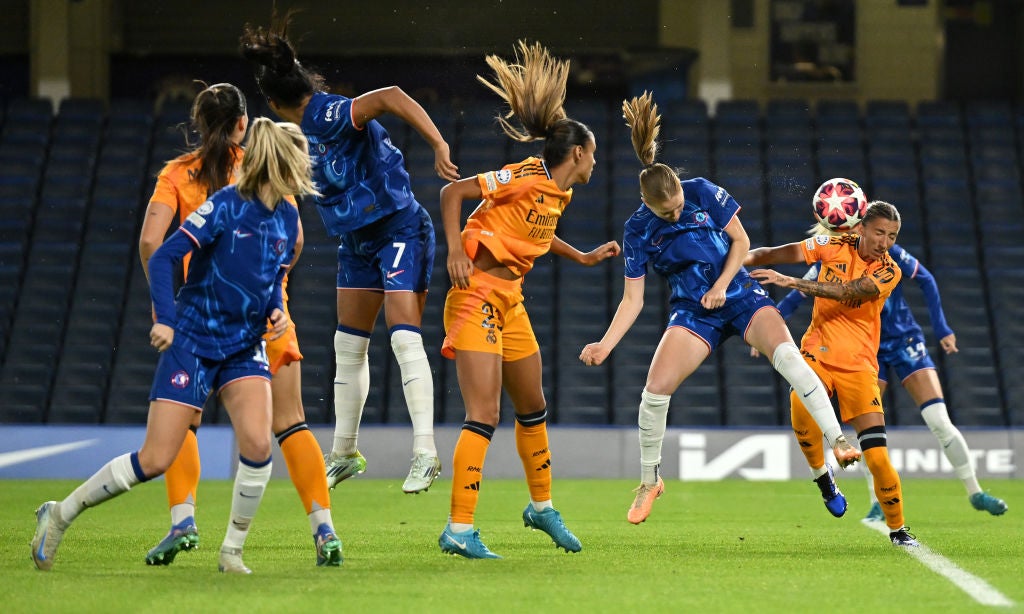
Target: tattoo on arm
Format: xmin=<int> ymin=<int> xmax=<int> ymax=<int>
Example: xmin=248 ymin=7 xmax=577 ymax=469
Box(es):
xmin=790 ymin=276 xmax=879 ymax=301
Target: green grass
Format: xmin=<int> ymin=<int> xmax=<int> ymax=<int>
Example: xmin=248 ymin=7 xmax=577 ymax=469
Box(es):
xmin=2 ymin=478 xmax=1021 ymax=613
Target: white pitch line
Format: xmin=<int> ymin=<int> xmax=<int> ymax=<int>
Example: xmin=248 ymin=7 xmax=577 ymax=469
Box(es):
xmin=863 ymin=520 xmax=1014 ymax=607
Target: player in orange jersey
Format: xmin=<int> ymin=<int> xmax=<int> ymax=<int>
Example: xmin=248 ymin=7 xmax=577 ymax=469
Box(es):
xmin=437 ymin=42 xmax=620 ymax=559
xmin=137 ymin=83 xmax=342 ymax=567
xmin=745 ymin=200 xmax=919 ymax=546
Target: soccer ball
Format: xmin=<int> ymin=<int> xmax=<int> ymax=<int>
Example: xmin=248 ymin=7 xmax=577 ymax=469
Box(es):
xmin=812 ymin=178 xmax=867 ymax=231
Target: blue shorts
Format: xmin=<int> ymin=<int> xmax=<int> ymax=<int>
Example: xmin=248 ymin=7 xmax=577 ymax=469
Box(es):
xmin=877 ymin=330 xmax=935 ymax=384
xmin=336 ymin=203 xmax=435 ymax=293
xmin=666 ymin=291 xmax=776 ymax=352
xmin=149 ymin=341 xmax=271 ymax=410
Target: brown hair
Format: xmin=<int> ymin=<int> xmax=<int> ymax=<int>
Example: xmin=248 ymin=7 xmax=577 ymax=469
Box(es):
xmin=477 ymin=41 xmax=592 ymax=165
xmin=186 ymin=82 xmax=247 ymax=195
xmin=861 ymin=200 xmax=901 ymax=228
xmin=622 ymin=91 xmax=681 ymax=206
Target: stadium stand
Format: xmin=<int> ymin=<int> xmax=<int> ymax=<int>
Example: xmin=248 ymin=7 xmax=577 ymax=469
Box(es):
xmin=1 ymin=96 xmax=1021 ymax=429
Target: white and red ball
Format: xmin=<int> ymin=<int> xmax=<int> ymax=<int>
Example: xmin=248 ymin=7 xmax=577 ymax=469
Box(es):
xmin=812 ymin=178 xmax=867 ymax=231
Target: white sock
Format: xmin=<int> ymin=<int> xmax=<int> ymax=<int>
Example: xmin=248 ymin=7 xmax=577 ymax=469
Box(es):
xmin=308 ymin=500 xmax=333 ymax=534
xmin=639 ymin=389 xmax=670 ymax=484
xmin=391 ymin=328 xmax=436 ymax=455
xmin=333 ymin=329 xmax=370 ymax=456
xmin=531 ymin=499 xmax=553 ymax=512
xmin=449 ymin=522 xmax=473 ymax=534
xmin=771 ymin=342 xmax=843 ymax=447
xmin=170 ymin=497 xmax=196 ymax=526
xmin=810 ymin=465 xmax=828 ymax=479
xmin=222 ymin=458 xmax=271 ymax=550
xmin=921 ymin=400 xmax=981 ymax=494
xmin=60 ymin=453 xmax=142 ymax=525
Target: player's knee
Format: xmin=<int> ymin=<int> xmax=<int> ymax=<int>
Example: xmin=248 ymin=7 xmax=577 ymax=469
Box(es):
xmin=920 ymin=399 xmax=956 ymax=444
xmin=335 ymin=327 xmax=370 ymax=364
xmin=770 ymin=341 xmax=802 ymax=372
xmin=390 ymin=326 xmax=426 ymax=365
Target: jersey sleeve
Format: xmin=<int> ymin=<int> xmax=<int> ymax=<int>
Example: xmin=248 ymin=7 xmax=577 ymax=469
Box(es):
xmin=149 ymin=164 xmax=181 ymax=212
xmin=909 ymin=258 xmax=955 ymax=339
xmin=476 ymin=166 xmax=530 ymax=203
xmin=177 ymin=198 xmax=225 ymax=250
xmin=622 ymin=222 xmax=647 ymax=279
xmin=799 ymin=235 xmax=837 ymax=265
xmin=311 ymin=96 xmax=359 ymax=141
xmin=148 ymin=230 xmax=194 ymax=327
xmin=701 ymin=179 xmax=741 ymax=230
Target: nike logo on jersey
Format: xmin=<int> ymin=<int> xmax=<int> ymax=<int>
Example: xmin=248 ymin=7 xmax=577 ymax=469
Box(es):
xmin=403 ymin=377 xmax=419 ymax=386
xmin=803 ymin=386 xmax=818 ymax=398
xmin=234 ymin=230 xmax=253 ymax=239
xmin=387 ymin=269 xmax=405 ymax=279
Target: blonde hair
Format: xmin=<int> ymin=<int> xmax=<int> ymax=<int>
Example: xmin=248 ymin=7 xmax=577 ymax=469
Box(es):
xmin=477 ymin=41 xmax=592 ymax=165
xmin=237 ymin=118 xmax=318 ymax=204
xmin=623 ymin=91 xmax=680 ymax=205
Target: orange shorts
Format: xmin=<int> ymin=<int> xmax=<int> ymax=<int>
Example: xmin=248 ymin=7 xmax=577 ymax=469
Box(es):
xmin=441 ymin=269 xmax=539 ymax=362
xmin=264 ymin=295 xmax=302 ymax=376
xmin=791 ymin=357 xmax=883 ymax=423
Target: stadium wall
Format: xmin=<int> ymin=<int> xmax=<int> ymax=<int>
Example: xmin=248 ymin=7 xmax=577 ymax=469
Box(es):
xmin=2 ymin=425 xmax=1020 ymax=481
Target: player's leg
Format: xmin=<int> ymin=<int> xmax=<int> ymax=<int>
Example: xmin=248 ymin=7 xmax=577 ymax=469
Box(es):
xmin=271 ymin=350 xmax=342 ymax=566
xmin=438 ymin=273 xmax=510 ymax=559
xmin=903 ymin=368 xmax=1007 ymax=515
xmin=440 ymin=348 xmax=503 ymax=559
xmin=34 ymin=399 xmax=194 ymax=570
xmin=218 ymin=374 xmax=274 ymax=574
xmin=326 ymin=287 xmax=383 ymax=487
xmin=844 ymin=372 xmax=917 ymax=546
xmin=155 ymin=413 xmax=202 ymax=546
xmin=860 ymin=373 xmax=888 ymax=522
xmin=746 ymin=307 xmax=860 ymax=466
xmin=627 ymin=326 xmax=709 ymax=524
xmin=381 ymin=213 xmax=440 ymax=493
xmin=501 ymin=310 xmax=580 ymax=552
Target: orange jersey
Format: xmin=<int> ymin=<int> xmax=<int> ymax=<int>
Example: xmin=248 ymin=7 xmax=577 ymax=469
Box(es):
xmin=799 ymin=234 xmax=902 ymax=372
xmin=149 ymin=145 xmax=244 ymax=274
xmin=461 ymin=157 xmax=572 ymax=277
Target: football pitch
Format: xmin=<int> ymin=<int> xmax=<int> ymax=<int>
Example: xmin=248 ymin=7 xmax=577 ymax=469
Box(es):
xmin=3 ymin=478 xmax=1021 ymax=613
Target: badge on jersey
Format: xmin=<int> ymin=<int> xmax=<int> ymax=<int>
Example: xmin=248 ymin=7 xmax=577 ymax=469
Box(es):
xmin=496 ymin=169 xmax=512 ymax=184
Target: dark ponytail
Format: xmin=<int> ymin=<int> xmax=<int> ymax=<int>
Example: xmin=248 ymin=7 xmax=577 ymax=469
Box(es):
xmin=240 ymin=9 xmax=324 ymax=108
xmin=188 ymin=82 xmax=247 ymax=194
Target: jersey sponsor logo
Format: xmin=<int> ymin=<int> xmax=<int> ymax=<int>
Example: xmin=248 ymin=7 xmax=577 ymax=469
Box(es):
xmin=324 ymin=100 xmax=343 ymax=122
xmin=496 ymin=169 xmax=512 ymax=184
xmin=186 ymin=212 xmax=207 ymax=228
xmin=483 ymin=171 xmax=498 ymax=192
xmin=170 ymin=371 xmax=190 ymax=389
xmin=873 ymin=265 xmax=897 ymax=284
xmin=197 ymin=201 xmax=214 ymax=215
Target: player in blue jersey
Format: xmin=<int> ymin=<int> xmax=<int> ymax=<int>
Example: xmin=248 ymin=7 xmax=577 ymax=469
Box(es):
xmin=241 ymin=12 xmax=460 ymax=493
xmin=766 ymin=220 xmax=1007 ymax=518
xmin=31 ymin=118 xmax=318 ymax=573
xmin=579 ymin=93 xmax=860 ymax=524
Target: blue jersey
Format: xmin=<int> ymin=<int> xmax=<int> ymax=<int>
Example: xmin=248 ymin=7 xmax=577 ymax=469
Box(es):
xmin=622 ymin=177 xmax=756 ymax=306
xmin=302 ymin=91 xmax=416 ymax=236
xmin=149 ymin=185 xmax=298 ymax=361
xmin=776 ymin=244 xmax=954 ymax=348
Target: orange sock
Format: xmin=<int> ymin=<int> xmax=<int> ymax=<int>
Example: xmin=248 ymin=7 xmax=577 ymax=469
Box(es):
xmin=164 ymin=427 xmax=200 ymax=508
xmin=277 ymin=423 xmax=330 ymax=514
xmin=450 ymin=423 xmax=494 ymax=525
xmin=860 ymin=426 xmax=904 ymax=529
xmin=789 ymin=392 xmax=825 ymax=469
xmin=515 ymin=411 xmax=551 ymax=503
